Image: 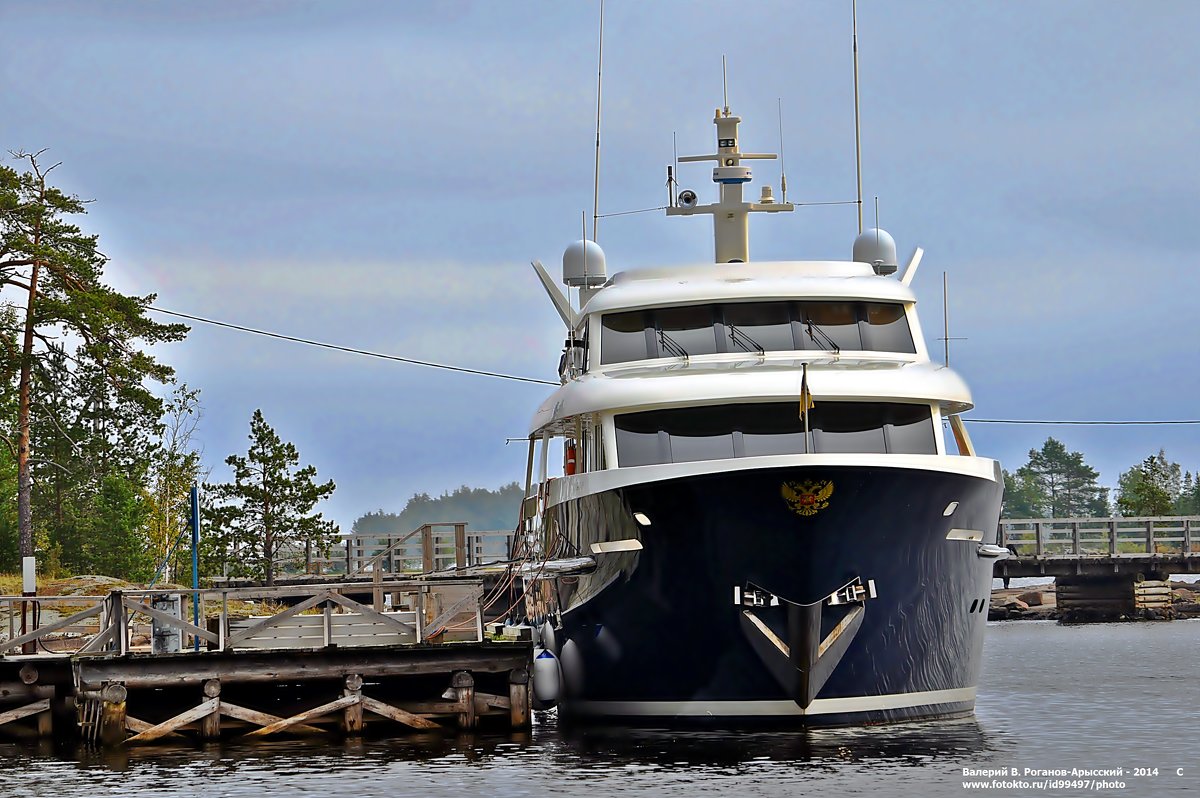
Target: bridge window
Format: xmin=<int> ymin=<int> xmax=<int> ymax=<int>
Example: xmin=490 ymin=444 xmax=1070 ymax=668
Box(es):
xmin=600 ymin=301 xmax=915 ymax=364
xmin=614 ymin=402 xmax=936 ymax=466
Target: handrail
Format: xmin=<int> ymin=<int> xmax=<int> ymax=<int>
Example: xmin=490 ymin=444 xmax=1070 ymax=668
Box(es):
xmin=1 ymin=578 xmax=487 ymax=658
xmin=998 ymin=516 xmax=1198 ymax=558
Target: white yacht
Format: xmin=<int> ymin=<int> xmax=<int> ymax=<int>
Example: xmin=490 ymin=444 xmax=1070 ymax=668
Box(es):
xmin=518 ymin=102 xmax=1006 ymax=725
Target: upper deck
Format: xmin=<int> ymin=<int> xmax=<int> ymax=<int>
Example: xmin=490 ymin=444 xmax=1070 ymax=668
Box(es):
xmin=581 ymin=260 xmax=917 ymax=317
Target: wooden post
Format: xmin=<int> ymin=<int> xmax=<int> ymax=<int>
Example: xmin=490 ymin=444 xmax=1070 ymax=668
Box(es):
xmin=323 ymin=602 xmax=333 ymax=646
xmin=1071 ymin=522 xmax=1080 ymax=556
xmin=342 ymin=674 xmax=365 ymax=735
xmin=35 ymin=685 xmax=53 ymax=738
xmin=201 ymin=679 xmax=222 ymax=740
xmin=422 ymin=525 xmax=435 ymax=574
xmin=1109 ymin=520 xmax=1118 ymax=556
xmin=1146 ymin=520 xmax=1155 ymax=555
xmin=455 ymin=524 xmax=467 ymax=569
xmin=1185 ymin=519 xmax=1193 ymax=555
xmin=508 ymin=668 xmax=530 ymax=729
xmin=372 ymin=568 xmax=384 ymax=612
xmin=99 ymin=683 xmax=128 ymax=747
xmin=452 ymin=671 xmax=476 ymax=729
xmin=1035 ymin=522 xmax=1044 ymax=557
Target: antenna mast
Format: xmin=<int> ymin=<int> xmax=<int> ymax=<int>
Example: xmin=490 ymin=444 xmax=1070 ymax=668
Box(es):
xmin=852 ymin=0 xmax=863 ymax=233
xmin=591 ymin=0 xmax=605 ymax=242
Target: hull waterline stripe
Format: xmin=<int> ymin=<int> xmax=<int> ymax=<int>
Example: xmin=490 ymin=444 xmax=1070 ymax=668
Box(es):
xmin=568 ymin=686 xmax=977 ymax=717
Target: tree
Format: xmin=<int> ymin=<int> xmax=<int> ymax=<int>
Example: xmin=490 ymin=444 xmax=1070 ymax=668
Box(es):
xmin=1001 ymin=468 xmax=1044 ymax=519
xmin=145 ymin=385 xmax=206 ymax=582
xmin=206 ymin=410 xmax=338 ymax=585
xmin=1178 ymin=471 xmax=1200 ymax=516
xmin=1008 ymin=438 xmax=1108 ymax=518
xmin=1116 ymin=449 xmax=1180 ymax=516
xmin=1 ymin=152 xmax=187 ymax=562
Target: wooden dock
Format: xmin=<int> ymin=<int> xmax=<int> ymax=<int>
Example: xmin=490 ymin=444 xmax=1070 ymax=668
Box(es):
xmin=996 ymin=515 xmax=1199 ymax=579
xmin=0 ymin=578 xmax=531 ymax=746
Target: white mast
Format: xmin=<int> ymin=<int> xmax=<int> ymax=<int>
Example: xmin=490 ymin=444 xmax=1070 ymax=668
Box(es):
xmin=667 ymin=104 xmax=793 ymax=263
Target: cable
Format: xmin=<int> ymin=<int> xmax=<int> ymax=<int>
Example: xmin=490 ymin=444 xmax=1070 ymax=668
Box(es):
xmin=148 ymin=306 xmax=558 ymax=386
xmin=965 ymin=419 xmax=1200 ymax=426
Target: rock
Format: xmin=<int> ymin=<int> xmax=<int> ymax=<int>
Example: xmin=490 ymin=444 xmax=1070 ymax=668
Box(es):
xmin=1017 ymin=591 xmax=1043 ymax=607
xmin=1005 ymin=599 xmax=1030 ymax=611
xmin=1172 ymin=589 xmax=1195 ymax=604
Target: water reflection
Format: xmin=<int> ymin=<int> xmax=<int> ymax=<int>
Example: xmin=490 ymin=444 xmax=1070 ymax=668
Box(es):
xmin=550 ymin=714 xmax=991 ymax=770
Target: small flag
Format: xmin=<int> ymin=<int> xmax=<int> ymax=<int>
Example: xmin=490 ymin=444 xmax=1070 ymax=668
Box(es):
xmin=799 ymin=363 xmax=814 ymax=420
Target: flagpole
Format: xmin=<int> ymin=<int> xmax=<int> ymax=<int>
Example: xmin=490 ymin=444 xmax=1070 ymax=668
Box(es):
xmin=801 ymin=362 xmax=811 ymax=454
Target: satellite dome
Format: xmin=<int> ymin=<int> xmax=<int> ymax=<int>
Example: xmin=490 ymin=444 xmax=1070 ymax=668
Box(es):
xmin=853 ymin=228 xmax=898 ymax=276
xmin=562 ymin=239 xmax=607 ymax=288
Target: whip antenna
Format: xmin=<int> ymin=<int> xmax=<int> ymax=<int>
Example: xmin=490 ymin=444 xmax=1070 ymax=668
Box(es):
xmin=591 ymin=0 xmax=605 ymax=241
xmin=852 ymin=0 xmax=863 ymax=233
xmin=777 ymin=98 xmax=788 ymax=203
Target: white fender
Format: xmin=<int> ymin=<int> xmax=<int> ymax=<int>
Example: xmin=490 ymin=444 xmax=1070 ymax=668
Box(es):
xmin=540 ymin=620 xmax=558 ymax=655
xmin=532 ymin=647 xmax=561 ymax=707
xmin=560 ymin=638 xmax=584 ymax=697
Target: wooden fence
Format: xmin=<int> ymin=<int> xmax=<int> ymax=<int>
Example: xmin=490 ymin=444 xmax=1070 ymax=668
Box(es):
xmin=0 ymin=579 xmax=486 ymax=657
xmin=345 ymin=524 xmax=513 ymax=575
xmin=998 ymin=516 xmax=1199 ymax=558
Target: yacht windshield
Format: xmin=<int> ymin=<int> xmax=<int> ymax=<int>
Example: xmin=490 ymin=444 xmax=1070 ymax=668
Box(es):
xmin=614 ymin=401 xmax=936 ymax=467
xmin=600 ymin=300 xmax=915 ymax=365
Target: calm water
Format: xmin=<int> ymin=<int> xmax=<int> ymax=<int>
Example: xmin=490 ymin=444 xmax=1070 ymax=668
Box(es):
xmin=2 ymin=621 xmax=1196 ymax=797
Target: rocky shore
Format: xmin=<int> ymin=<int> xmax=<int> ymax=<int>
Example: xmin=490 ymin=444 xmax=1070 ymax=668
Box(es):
xmin=990 ymin=580 xmax=1200 ymax=622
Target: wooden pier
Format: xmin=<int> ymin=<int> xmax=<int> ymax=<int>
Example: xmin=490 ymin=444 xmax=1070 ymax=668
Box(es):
xmin=996 ymin=516 xmax=1199 ymax=620
xmin=0 ymin=578 xmax=531 ymax=746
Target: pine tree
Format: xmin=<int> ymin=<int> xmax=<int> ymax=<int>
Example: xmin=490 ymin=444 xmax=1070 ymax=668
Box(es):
xmin=1 ymin=152 xmax=187 ymax=563
xmin=1012 ymin=438 xmax=1108 ymax=518
xmin=1117 ymin=450 xmax=1181 ymax=516
xmin=206 ymin=410 xmax=338 ymax=585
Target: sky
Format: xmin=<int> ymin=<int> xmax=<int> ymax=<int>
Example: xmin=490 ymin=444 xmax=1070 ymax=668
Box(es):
xmin=2 ymin=0 xmax=1198 ymax=531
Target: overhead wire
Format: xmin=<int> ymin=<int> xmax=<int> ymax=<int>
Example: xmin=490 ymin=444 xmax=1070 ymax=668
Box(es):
xmin=148 ymin=306 xmax=557 ymax=387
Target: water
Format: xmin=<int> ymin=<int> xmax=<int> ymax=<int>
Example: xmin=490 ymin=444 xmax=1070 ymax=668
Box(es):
xmin=2 ymin=621 xmax=1196 ymax=797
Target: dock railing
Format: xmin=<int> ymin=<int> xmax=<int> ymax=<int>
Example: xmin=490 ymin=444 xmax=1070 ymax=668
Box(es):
xmin=999 ymin=516 xmax=1199 ymax=558
xmin=0 ymin=578 xmax=486 ymax=658
xmin=345 ymin=524 xmax=513 ymax=575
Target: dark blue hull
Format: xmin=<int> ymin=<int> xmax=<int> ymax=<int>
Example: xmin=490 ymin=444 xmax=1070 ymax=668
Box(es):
xmin=527 ymin=460 xmax=1003 ymax=726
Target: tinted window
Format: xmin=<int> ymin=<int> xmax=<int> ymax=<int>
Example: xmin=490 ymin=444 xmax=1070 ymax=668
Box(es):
xmin=860 ymin=302 xmax=915 ymax=352
xmin=722 ymin=302 xmax=796 ymax=352
xmin=600 ymin=301 xmax=915 ymax=365
xmin=615 ymin=402 xmax=935 ymax=465
xmin=886 ymin=403 xmax=937 ymax=454
xmin=799 ymin=302 xmax=863 ymax=351
xmin=657 ymin=305 xmax=719 ymax=356
xmin=601 ymin=311 xmax=650 ymax=364
xmin=811 ymin=403 xmax=887 ymax=454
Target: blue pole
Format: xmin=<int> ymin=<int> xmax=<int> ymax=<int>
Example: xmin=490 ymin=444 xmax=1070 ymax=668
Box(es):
xmin=191 ymin=484 xmax=201 ymax=652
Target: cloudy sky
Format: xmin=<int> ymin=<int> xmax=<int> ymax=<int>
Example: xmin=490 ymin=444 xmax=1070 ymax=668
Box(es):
xmin=2 ymin=1 xmax=1197 ymax=530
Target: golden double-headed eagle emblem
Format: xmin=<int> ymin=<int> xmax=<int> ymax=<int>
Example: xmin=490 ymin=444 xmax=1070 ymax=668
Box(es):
xmin=781 ymin=479 xmax=834 ymax=517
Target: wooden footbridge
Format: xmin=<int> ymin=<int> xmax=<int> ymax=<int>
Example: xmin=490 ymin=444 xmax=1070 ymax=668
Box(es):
xmin=996 ymin=516 xmax=1199 ymax=579
xmin=996 ymin=515 xmax=1199 ymax=619
xmin=0 ymin=577 xmax=531 ymax=746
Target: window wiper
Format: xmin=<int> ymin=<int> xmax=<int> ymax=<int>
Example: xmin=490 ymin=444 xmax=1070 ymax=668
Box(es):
xmin=805 ymin=320 xmax=842 ymax=355
xmin=727 ymin=323 xmax=765 ymax=356
xmin=657 ymin=329 xmax=690 ymax=363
